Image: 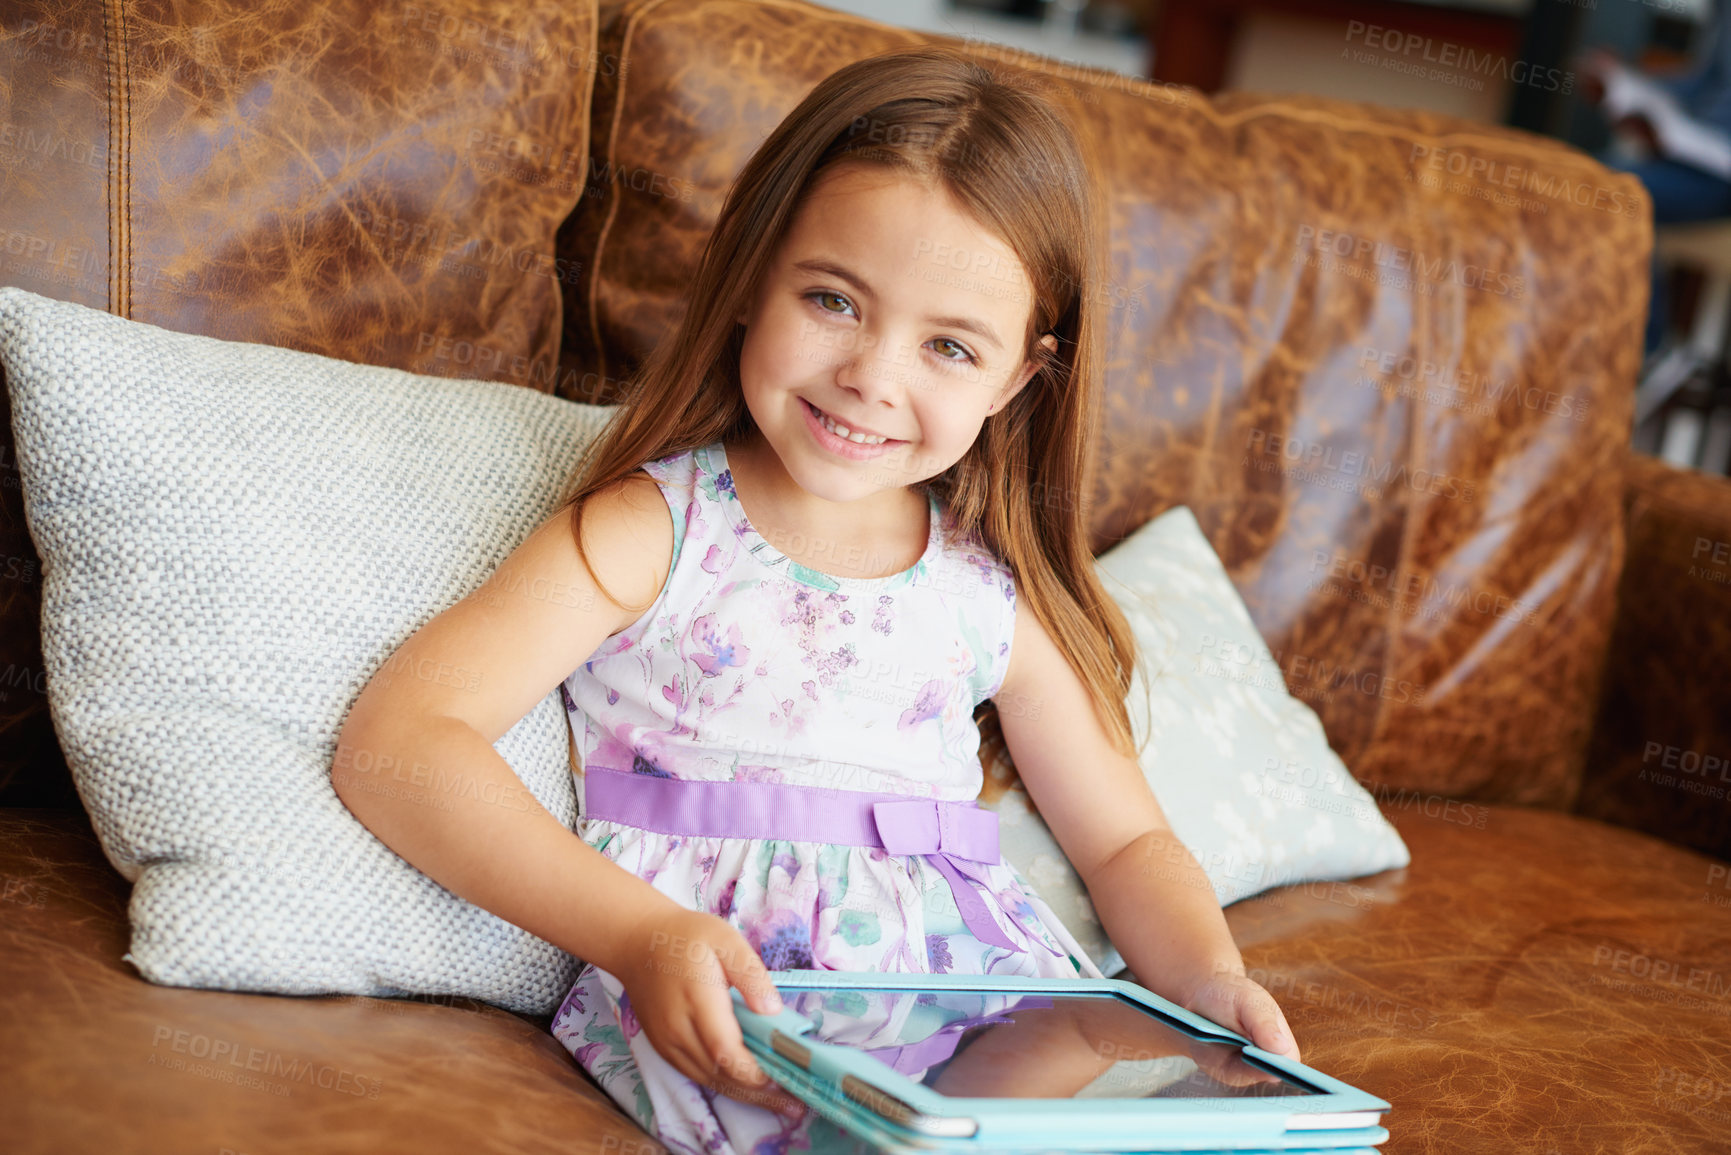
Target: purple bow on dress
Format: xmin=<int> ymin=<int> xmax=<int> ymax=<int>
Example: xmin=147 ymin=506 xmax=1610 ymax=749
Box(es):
xmin=581 ymin=766 xmax=1056 ymax=957
xmin=868 ymin=798 xmax=1018 ymax=950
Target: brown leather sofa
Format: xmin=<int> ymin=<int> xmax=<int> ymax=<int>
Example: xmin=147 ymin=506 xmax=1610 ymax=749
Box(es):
xmin=4 ymin=2 xmax=1730 ymax=1152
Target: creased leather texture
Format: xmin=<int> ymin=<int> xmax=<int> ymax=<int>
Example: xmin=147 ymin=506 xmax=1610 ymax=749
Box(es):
xmin=6 ymin=801 xmax=1730 ymax=1155
xmin=560 ymin=0 xmax=1645 ymax=809
xmin=0 ymin=0 xmax=598 ymax=801
xmin=1214 ymin=801 xmax=1731 ymax=1155
xmin=1578 ymin=455 xmax=1731 ymax=864
xmin=0 ymin=809 xmax=653 ymax=1155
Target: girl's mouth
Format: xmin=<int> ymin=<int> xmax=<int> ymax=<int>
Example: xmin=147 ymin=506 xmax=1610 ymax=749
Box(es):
xmin=801 ymin=398 xmax=905 ymax=459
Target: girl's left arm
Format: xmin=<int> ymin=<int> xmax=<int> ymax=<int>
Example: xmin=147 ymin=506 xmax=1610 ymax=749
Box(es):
xmin=992 ymin=601 xmax=1301 ymax=1062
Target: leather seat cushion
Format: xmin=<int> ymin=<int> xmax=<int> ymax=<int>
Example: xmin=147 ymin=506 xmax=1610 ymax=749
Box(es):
xmin=5 ymin=802 xmax=1728 ymax=1153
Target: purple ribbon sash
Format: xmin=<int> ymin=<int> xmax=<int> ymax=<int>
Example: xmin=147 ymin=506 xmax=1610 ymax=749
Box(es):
xmin=582 ymin=767 xmax=1056 ymax=955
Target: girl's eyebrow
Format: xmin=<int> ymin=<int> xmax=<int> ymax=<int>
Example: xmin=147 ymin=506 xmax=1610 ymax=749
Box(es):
xmin=791 ymin=256 xmax=1005 ymax=350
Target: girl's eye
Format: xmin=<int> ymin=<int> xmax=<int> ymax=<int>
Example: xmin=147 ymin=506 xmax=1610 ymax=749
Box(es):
xmin=805 ymin=290 xmax=977 ymax=366
xmin=809 ymin=290 xmax=854 ymax=316
xmin=930 ymin=337 xmax=978 ymax=366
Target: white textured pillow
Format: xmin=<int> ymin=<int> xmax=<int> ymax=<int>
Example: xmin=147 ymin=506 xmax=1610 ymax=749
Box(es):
xmin=985 ymin=506 xmax=1412 ymax=977
xmin=0 ymin=286 xmax=610 ymax=1014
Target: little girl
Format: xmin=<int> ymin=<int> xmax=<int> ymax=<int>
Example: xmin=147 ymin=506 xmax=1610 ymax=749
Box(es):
xmin=335 ymin=43 xmax=1299 ymax=1155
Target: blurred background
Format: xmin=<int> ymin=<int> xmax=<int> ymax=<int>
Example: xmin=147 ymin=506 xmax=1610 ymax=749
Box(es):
xmin=812 ymin=0 xmax=1731 ymax=477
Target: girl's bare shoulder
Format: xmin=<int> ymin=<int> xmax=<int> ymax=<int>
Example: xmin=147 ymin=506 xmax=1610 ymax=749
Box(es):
xmin=466 ymin=468 xmax=675 ymax=643
xmin=339 ymin=471 xmax=676 ymax=748
xmin=560 ymin=469 xmax=676 ymax=624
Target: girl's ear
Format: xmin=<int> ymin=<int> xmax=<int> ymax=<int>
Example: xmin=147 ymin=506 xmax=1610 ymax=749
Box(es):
xmin=988 ymin=333 xmax=1059 ymax=415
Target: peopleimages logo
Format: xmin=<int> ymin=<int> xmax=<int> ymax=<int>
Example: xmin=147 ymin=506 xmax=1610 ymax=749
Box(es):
xmin=1309 ymin=549 xmax=1543 ymax=628
xmin=150 ymin=1026 xmax=383 ymax=1098
xmin=1246 ymin=429 xmax=1477 ymax=502
xmin=1344 ymin=20 xmax=1574 ymax=94
xmin=1356 ymin=346 xmax=1591 ymax=423
xmin=1410 ymin=144 xmax=1641 ymax=220
xmin=0 ymin=122 xmax=108 ymax=172
xmin=1293 ymin=225 xmax=1527 ymax=299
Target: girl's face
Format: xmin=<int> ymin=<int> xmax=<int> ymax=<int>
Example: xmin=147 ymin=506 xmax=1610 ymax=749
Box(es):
xmin=734 ymin=162 xmax=1055 ymax=507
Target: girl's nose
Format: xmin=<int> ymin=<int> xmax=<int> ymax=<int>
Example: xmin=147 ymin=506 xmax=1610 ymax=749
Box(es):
xmin=833 ymin=332 xmax=914 ymax=404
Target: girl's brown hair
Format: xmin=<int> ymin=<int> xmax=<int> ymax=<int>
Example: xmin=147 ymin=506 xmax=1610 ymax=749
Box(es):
xmin=558 ymin=44 xmax=1140 ymax=759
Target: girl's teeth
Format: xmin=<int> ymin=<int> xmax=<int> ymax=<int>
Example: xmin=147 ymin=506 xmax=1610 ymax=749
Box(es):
xmin=815 ymin=405 xmax=887 ymax=444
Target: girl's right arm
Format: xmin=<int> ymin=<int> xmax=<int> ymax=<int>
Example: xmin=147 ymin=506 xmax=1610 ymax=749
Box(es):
xmin=333 ymin=474 xmax=676 ymax=976
xmin=331 ymin=473 xmax=800 ymax=1116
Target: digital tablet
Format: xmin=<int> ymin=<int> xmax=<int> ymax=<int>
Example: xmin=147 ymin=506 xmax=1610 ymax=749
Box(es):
xmin=731 ymin=971 xmax=1390 ymax=1154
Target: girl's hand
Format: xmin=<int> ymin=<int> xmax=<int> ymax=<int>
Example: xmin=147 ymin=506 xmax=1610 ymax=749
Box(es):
xmin=1181 ymin=968 xmax=1301 ymax=1065
xmin=616 ymin=906 xmax=807 ymax=1120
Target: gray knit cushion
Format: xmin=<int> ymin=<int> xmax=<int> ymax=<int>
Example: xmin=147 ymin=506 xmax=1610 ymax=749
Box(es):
xmin=0 ymin=286 xmax=611 ymax=1014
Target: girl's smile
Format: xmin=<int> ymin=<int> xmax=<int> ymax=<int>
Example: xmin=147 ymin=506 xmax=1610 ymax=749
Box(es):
xmin=799 ymin=396 xmax=906 ymax=459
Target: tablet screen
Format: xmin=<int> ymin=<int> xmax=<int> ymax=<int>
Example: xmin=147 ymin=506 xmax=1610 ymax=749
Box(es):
xmin=777 ymin=986 xmax=1319 ymax=1101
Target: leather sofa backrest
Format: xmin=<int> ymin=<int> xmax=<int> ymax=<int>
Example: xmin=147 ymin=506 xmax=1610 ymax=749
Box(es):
xmin=0 ymin=0 xmax=600 ymax=800
xmin=561 ymin=0 xmax=1650 ymax=807
xmin=1 ymin=0 xmax=596 ymax=371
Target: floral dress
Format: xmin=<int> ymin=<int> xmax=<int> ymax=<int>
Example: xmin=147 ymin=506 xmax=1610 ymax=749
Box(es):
xmin=550 ymin=439 xmax=1103 ymax=1155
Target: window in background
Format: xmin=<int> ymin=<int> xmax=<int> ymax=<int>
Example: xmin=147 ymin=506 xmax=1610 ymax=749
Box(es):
xmin=1568 ymin=0 xmax=1731 ymax=474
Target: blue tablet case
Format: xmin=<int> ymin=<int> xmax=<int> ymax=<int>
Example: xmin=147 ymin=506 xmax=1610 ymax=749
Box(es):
xmin=731 ymin=971 xmax=1390 ymax=1154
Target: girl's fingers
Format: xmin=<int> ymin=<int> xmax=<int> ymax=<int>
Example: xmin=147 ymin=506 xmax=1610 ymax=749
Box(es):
xmin=1242 ymin=989 xmax=1298 ymax=1060
xmin=644 ymin=1014 xmax=717 ymax=1086
xmin=1253 ymin=995 xmax=1296 ymax=1055
xmin=635 ymin=918 xmax=804 ymax=1117
xmin=692 ymin=946 xmax=806 ymax=1118
xmin=687 ymin=1010 xmax=806 ymax=1118
xmin=690 ymin=992 xmax=765 ymax=1087
xmin=1199 ymin=975 xmax=1293 ymax=1055
xmin=717 ymin=929 xmax=783 ymax=1015
xmin=711 ymin=1046 xmax=806 ymax=1118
